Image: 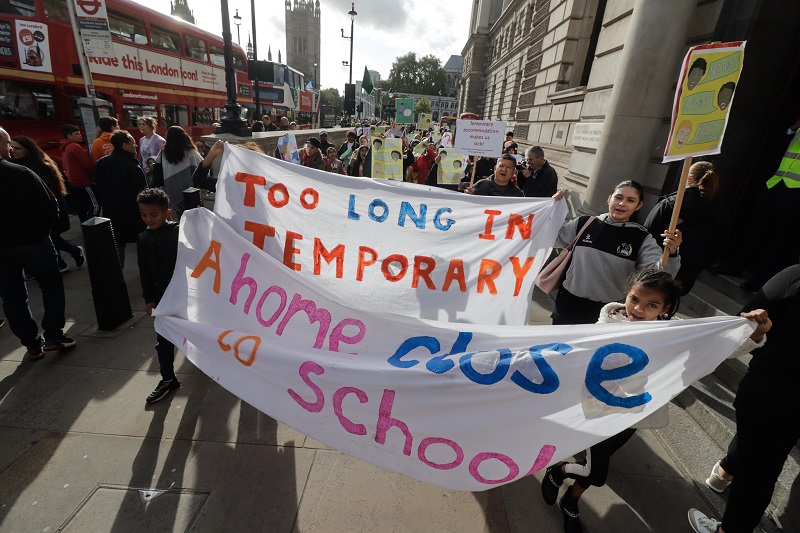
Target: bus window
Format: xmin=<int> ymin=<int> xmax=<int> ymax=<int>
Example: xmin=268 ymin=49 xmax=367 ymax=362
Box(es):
xmin=160 ymin=104 xmax=189 ymax=127
xmin=183 ymin=34 xmax=207 ymax=62
xmin=233 ymin=53 xmax=246 ymax=72
xmin=256 ymin=86 xmax=284 ymax=103
xmin=209 ymin=44 xmax=224 ymax=67
xmin=273 ymin=64 xmax=285 ymax=85
xmin=151 ymin=25 xmax=180 ymax=54
xmin=192 ymin=107 xmax=214 ymax=126
xmin=109 ymin=12 xmax=147 ymax=45
xmin=43 ymin=0 xmax=70 ymax=24
xmin=122 ymin=104 xmax=157 ymax=127
xmin=0 ymin=0 xmax=34 ymax=17
xmin=0 ymin=80 xmax=52 ymax=120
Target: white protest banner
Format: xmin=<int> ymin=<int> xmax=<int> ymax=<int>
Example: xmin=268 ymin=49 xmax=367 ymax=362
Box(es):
xmin=156 ymin=207 xmax=756 ymax=491
xmin=213 ymin=144 xmax=567 ymax=325
xmin=454 ymin=119 xmax=506 ymax=157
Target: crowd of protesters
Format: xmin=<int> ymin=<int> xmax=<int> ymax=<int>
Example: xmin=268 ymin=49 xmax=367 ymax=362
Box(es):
xmin=1 ymin=111 xmax=797 ymax=533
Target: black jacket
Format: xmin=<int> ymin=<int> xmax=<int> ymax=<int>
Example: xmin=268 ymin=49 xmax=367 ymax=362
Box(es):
xmin=472 ymin=175 xmax=524 ymax=197
xmin=137 ymin=221 xmax=179 ymax=305
xmin=95 ymin=149 xmax=148 ymax=243
xmin=518 ymin=160 xmax=557 ymax=198
xmin=1 ymin=159 xmax=58 ymax=246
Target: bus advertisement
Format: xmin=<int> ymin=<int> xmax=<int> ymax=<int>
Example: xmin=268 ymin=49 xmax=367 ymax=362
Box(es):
xmin=0 ymin=0 xmax=252 ymax=162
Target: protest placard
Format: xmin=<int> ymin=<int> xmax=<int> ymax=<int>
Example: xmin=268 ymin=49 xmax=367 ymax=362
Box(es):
xmin=156 ymin=207 xmax=757 ymax=491
xmin=370 ymin=137 xmax=403 ymax=180
xmin=395 ymin=97 xmax=414 ymax=124
xmin=660 ymin=41 xmax=745 ymax=265
xmin=212 ymin=144 xmax=567 ymax=324
xmin=276 ymin=134 xmax=300 ymax=164
xmin=437 ymin=148 xmax=463 ymax=185
xmin=419 ymin=113 xmax=432 ymax=131
xmin=663 ymin=41 xmax=745 ymax=163
xmin=454 ymin=119 xmax=506 ymax=157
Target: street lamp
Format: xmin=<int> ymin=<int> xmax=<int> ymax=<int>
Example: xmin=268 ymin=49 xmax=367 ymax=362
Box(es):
xmin=340 ymin=2 xmax=357 ymax=84
xmin=216 ymin=0 xmax=249 ymax=136
xmin=233 ymin=9 xmax=241 ymax=45
xmin=313 ymin=52 xmax=317 ymax=89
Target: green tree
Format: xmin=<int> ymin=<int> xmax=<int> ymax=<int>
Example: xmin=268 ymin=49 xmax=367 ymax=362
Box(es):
xmin=320 ymin=88 xmax=343 ymax=110
xmin=415 ymin=98 xmax=431 ymax=114
xmin=417 ymin=55 xmax=447 ymax=95
xmin=387 ymin=52 xmax=419 ymax=93
xmin=387 ymin=53 xmax=447 ymax=95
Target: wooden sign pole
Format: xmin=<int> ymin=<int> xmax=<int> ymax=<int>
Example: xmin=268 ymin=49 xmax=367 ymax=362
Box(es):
xmin=469 ymin=159 xmax=478 ymax=187
xmin=661 ymin=155 xmax=693 ymax=266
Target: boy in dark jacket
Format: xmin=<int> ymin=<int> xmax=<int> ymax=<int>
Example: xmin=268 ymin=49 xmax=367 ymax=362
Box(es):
xmin=136 ymin=188 xmax=180 ymax=403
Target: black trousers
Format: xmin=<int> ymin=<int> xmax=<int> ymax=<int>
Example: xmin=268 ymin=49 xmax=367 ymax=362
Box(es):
xmin=156 ymin=333 xmax=176 ymax=381
xmin=567 ymin=428 xmax=637 ymax=489
xmin=552 ymin=287 xmax=605 ymax=325
xmin=720 ymin=373 xmax=800 ymax=532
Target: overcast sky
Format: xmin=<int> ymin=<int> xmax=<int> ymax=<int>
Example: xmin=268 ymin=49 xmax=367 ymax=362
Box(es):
xmin=133 ymin=0 xmax=472 ymax=92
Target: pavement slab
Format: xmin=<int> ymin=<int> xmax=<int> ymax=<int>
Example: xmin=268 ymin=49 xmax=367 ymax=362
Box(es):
xmin=294 ymin=449 xmax=509 ymax=533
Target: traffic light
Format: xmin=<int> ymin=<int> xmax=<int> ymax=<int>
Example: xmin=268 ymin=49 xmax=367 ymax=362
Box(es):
xmin=357 ymin=101 xmax=363 ymax=113
xmin=344 ymin=83 xmax=355 ymax=115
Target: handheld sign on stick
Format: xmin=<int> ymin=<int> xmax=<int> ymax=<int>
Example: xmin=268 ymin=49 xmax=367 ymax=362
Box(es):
xmin=660 ymin=41 xmax=745 ymax=265
xmin=453 ymin=119 xmax=506 ymax=187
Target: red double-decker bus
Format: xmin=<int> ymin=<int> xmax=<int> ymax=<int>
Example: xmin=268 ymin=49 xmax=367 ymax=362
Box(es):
xmin=0 ymin=0 xmax=252 ymax=162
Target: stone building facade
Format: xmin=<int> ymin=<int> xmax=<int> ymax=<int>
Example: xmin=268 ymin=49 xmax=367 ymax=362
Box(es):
xmin=459 ymin=0 xmax=800 ymax=241
xmin=170 ymin=0 xmax=195 ymax=25
xmin=285 ymin=0 xmax=322 ymax=87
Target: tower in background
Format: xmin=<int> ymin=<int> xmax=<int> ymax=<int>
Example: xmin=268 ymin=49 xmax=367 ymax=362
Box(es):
xmin=170 ymin=0 xmax=195 ymax=25
xmin=285 ymin=0 xmax=321 ymax=86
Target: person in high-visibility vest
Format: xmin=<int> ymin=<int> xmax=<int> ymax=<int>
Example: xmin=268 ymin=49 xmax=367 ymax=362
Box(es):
xmin=766 ymin=128 xmax=800 ymax=189
xmin=709 ymin=118 xmax=800 ymax=291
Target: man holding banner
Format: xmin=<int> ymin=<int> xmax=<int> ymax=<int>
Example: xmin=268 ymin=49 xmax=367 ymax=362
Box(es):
xmin=467 ymin=155 xmax=523 ymax=197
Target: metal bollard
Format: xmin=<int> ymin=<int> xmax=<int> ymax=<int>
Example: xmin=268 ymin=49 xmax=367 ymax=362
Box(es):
xmin=182 ymin=187 xmax=203 ymax=210
xmin=81 ymin=217 xmax=133 ymax=330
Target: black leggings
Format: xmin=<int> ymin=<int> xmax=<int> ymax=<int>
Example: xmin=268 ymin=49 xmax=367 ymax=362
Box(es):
xmin=566 ymin=428 xmax=637 ymax=489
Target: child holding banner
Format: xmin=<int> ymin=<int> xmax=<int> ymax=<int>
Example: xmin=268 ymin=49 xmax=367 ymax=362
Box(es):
xmin=550 ymin=181 xmax=682 ymax=325
xmin=136 ymin=188 xmax=181 ymax=404
xmin=541 ymin=268 xmax=771 ymax=533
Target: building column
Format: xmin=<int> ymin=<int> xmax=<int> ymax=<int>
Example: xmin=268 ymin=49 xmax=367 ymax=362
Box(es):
xmin=583 ymin=0 xmax=696 ymax=213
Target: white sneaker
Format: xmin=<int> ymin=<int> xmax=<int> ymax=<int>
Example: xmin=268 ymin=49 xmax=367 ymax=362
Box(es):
xmin=705 ymin=460 xmax=732 ymax=493
xmin=688 ymin=508 xmax=721 ymax=533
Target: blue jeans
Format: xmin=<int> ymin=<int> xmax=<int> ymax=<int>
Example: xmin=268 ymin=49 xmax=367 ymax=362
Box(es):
xmin=0 ymin=237 xmax=66 ymax=350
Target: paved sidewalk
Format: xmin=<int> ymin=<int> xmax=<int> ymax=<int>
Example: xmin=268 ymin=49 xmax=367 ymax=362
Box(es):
xmin=0 ymin=224 xmax=721 ymax=532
